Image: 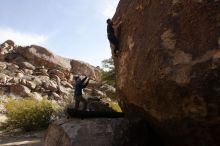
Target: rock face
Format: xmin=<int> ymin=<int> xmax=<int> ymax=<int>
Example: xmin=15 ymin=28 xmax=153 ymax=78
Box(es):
xmin=44 ymin=118 xmax=161 ymax=146
xmin=113 ymin=1 xmax=220 ymax=146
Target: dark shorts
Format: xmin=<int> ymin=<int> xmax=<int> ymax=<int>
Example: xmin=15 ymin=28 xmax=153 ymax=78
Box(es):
xmin=108 ymin=34 xmax=119 ymax=46
xmin=74 ymin=95 xmax=86 ymax=102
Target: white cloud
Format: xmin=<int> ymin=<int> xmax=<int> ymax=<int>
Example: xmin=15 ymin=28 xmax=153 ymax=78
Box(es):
xmin=0 ymin=27 xmax=49 ymax=46
xmin=101 ymin=0 xmax=119 ymax=18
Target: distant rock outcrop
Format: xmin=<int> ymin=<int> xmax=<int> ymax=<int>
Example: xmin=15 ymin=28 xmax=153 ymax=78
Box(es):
xmin=0 ymin=40 xmax=103 ymax=100
xmin=70 ymin=59 xmax=101 ymax=82
xmin=16 ymin=45 xmax=101 ymax=80
xmin=113 ymin=1 xmax=220 ymax=146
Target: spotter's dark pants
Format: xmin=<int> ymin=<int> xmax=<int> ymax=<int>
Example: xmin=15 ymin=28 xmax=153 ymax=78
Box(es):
xmin=74 ymin=95 xmax=87 ymax=111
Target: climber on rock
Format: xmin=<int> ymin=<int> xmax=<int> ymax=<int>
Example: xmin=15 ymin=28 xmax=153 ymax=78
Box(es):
xmin=107 ymin=17 xmax=122 ymax=56
xmin=74 ymin=75 xmax=90 ymax=111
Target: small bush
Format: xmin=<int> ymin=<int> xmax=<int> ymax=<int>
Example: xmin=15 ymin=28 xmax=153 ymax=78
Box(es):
xmin=5 ymin=98 xmax=54 ymax=131
xmin=108 ymin=101 xmax=122 ymax=112
xmin=101 ymin=58 xmax=115 ymax=87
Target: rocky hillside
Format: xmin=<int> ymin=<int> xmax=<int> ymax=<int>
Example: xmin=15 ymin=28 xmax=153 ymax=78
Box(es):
xmin=0 ymin=40 xmax=106 ymax=104
xmin=113 ymin=0 xmax=220 ymax=146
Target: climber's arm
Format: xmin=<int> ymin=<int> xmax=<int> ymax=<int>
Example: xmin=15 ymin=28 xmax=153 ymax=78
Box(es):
xmin=82 ymin=78 xmax=90 ymax=88
xmin=80 ymin=76 xmax=88 ymax=84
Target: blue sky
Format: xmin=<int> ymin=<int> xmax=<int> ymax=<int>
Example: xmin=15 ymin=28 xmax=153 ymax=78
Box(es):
xmin=0 ymin=0 xmax=118 ymax=66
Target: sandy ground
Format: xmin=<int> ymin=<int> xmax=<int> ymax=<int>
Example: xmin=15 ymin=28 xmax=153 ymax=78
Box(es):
xmin=0 ymin=114 xmax=46 ymax=146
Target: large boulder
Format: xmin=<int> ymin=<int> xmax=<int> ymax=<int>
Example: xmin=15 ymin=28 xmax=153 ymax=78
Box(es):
xmin=61 ymin=81 xmax=73 ymax=89
xmin=51 ymin=92 xmax=62 ymax=100
xmin=25 ymin=80 xmax=37 ymax=90
xmin=32 ymin=76 xmax=46 ymax=87
xmin=99 ymin=84 xmax=116 ymax=98
xmin=0 ymin=63 xmax=7 ymax=72
xmin=114 ymin=1 xmax=220 ymax=146
xmin=0 ymin=40 xmax=14 ymax=61
xmin=10 ymin=84 xmax=31 ymax=97
xmin=31 ymin=92 xmax=43 ymax=101
xmin=43 ymin=80 xmax=58 ymax=92
xmin=0 ymin=49 xmax=8 ymax=61
xmin=0 ymin=73 xmax=9 ymax=84
xmin=0 ymin=62 xmax=7 ymax=72
xmin=16 ymin=45 xmax=72 ymax=71
xmin=3 ymin=40 xmax=15 ymax=47
xmin=19 ymin=61 xmax=36 ymax=70
xmin=48 ymin=69 xmax=65 ymax=80
xmin=70 ymin=60 xmax=102 ymax=81
xmin=44 ymin=118 xmax=159 ymax=146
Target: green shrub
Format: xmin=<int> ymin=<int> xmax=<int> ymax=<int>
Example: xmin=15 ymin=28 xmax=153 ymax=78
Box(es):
xmin=5 ymin=98 xmax=54 ymax=131
xmin=108 ymin=101 xmax=122 ymax=112
xmin=101 ymin=58 xmax=115 ymax=87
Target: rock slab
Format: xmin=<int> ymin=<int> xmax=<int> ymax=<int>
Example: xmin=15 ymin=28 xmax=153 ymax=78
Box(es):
xmin=44 ymin=118 xmax=160 ymax=146
xmin=44 ymin=118 xmax=129 ymax=146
